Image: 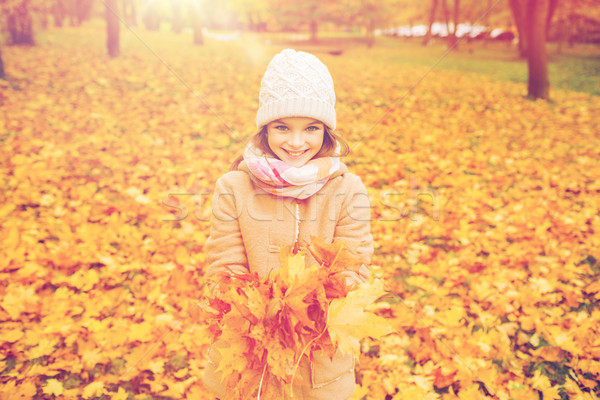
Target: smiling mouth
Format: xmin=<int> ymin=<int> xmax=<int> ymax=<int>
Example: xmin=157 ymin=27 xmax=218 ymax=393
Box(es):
xmin=284 ymin=149 xmax=308 ymax=157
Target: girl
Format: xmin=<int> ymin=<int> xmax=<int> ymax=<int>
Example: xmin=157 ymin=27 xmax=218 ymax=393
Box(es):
xmin=203 ymin=48 xmax=373 ymax=400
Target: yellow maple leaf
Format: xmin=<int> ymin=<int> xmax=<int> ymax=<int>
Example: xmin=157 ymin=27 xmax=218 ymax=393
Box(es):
xmin=532 ymin=370 xmax=562 ymax=399
xmin=435 ymin=307 xmax=465 ymax=327
xmin=159 ymin=378 xmax=190 ymax=397
xmin=68 ymin=268 xmax=99 ymax=292
xmin=174 ymin=367 xmax=188 ymax=378
xmin=392 ymin=386 xmax=439 ymax=400
xmin=458 ymin=384 xmax=484 ymax=400
xmin=81 ymin=348 xmax=107 ymax=369
xmin=1 ymin=328 xmax=24 ymax=343
xmin=147 ymin=359 xmax=165 ymax=375
xmin=1 ymin=284 xmax=37 ymax=320
xmin=215 ymin=331 xmax=250 ymax=377
xmin=174 ymin=245 xmax=190 ymax=266
xmin=540 ymin=386 xmax=562 ymax=400
xmin=42 ymin=379 xmax=63 ymax=396
xmin=127 ymin=321 xmax=154 ymax=342
xmin=350 ymin=384 xmax=370 ymax=399
xmin=82 ymin=381 xmax=105 ymax=399
xmin=111 ymin=387 xmax=129 ymax=400
xmin=27 ymin=338 xmax=58 ymax=359
xmin=265 ymin=338 xmax=296 ymax=381
xmin=327 ymin=278 xmax=392 ymax=356
xmin=277 ymin=248 xmax=306 ymax=287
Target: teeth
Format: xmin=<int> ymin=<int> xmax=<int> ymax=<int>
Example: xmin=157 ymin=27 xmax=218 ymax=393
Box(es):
xmin=287 ymin=150 xmax=305 ymax=157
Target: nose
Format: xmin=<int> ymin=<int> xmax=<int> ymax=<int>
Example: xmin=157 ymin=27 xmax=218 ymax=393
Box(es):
xmin=287 ymin=130 xmax=305 ymax=148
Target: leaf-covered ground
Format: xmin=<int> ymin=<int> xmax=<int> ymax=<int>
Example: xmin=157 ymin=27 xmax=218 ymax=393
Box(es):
xmin=1 ymin=25 xmax=600 ymax=399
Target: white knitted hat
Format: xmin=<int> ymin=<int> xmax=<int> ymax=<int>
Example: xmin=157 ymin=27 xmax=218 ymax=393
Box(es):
xmin=256 ymin=49 xmax=336 ymax=131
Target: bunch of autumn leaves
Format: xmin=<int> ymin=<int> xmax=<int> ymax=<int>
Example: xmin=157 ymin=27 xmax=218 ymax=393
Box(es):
xmin=197 ymin=238 xmax=392 ymax=399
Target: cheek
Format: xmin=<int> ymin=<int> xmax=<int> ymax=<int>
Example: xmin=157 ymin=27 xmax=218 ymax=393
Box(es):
xmin=311 ymin=134 xmax=325 ymax=150
xmin=266 ymin=132 xmax=280 ymax=150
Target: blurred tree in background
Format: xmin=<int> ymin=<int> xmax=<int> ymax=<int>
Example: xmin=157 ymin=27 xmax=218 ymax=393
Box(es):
xmin=337 ymin=0 xmax=401 ymax=47
xmin=551 ymin=0 xmax=600 ymax=50
xmin=0 ymin=46 xmax=4 ymax=78
xmin=105 ymin=0 xmax=119 ymax=57
xmin=267 ymin=0 xmax=337 ymax=42
xmin=2 ymin=0 xmax=37 ymax=44
xmin=52 ymin=0 xmax=95 ymax=27
xmin=226 ymin=0 xmax=269 ymax=31
xmin=3 ymin=0 xmax=599 ymax=47
xmin=1 ymin=0 xmax=599 ymax=98
xmin=141 ymin=0 xmax=204 ymax=44
xmin=424 ymin=0 xmax=464 ymax=47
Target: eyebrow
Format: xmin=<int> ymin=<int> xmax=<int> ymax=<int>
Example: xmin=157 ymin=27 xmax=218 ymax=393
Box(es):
xmin=271 ymin=119 xmax=322 ymax=126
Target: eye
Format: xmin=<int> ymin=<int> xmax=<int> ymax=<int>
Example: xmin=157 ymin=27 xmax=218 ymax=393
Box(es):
xmin=274 ymin=125 xmax=289 ymax=131
xmin=306 ymin=126 xmax=321 ymax=132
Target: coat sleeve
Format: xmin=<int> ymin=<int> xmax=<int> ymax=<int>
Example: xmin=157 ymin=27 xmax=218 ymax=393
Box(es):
xmin=205 ymin=175 xmax=250 ymax=280
xmin=334 ymin=174 xmax=374 ymax=276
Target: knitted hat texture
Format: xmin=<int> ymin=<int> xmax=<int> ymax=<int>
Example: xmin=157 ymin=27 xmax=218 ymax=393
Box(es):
xmin=256 ymin=49 xmax=336 ymax=131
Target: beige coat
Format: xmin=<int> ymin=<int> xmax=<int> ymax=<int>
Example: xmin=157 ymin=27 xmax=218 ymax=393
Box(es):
xmin=203 ymin=161 xmax=374 ymax=400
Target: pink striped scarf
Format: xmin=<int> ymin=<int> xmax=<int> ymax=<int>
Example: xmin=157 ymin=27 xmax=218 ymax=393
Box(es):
xmin=243 ymin=142 xmax=341 ymax=200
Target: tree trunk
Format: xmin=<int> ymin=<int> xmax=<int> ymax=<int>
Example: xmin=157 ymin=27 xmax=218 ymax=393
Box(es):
xmin=443 ymin=0 xmax=459 ymax=48
xmin=567 ymin=2 xmax=575 ymax=48
xmin=193 ymin=28 xmax=204 ymax=45
xmin=7 ymin=0 xmax=35 ymax=45
xmin=190 ymin=3 xmax=204 ymax=45
xmin=509 ymin=0 xmax=527 ymax=57
xmin=526 ymin=0 xmax=550 ymax=100
xmin=0 ymin=47 xmax=5 ymax=80
xmin=366 ymin=19 xmax=375 ymax=48
xmin=452 ymin=0 xmax=460 ymax=47
xmin=423 ymin=0 xmax=439 ymax=46
xmin=442 ymin=0 xmax=450 ymax=36
xmin=75 ymin=0 xmax=84 ymax=25
xmin=256 ymin=13 xmax=266 ymax=32
xmin=52 ymin=0 xmax=65 ymax=27
xmin=69 ymin=0 xmax=77 ymax=26
xmin=106 ymin=0 xmax=120 ymax=58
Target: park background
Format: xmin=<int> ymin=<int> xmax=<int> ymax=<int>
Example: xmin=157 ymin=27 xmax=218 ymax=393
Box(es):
xmin=1 ymin=0 xmax=600 ymax=399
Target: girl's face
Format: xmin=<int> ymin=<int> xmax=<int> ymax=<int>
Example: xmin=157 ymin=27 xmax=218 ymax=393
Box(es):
xmin=266 ymin=117 xmax=325 ymax=168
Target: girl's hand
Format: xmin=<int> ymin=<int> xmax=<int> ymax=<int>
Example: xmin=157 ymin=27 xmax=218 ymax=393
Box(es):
xmin=339 ymin=264 xmax=370 ymax=290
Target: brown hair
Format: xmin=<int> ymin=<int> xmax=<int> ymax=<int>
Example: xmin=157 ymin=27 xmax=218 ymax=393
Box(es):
xmin=230 ymin=124 xmax=349 ymax=171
